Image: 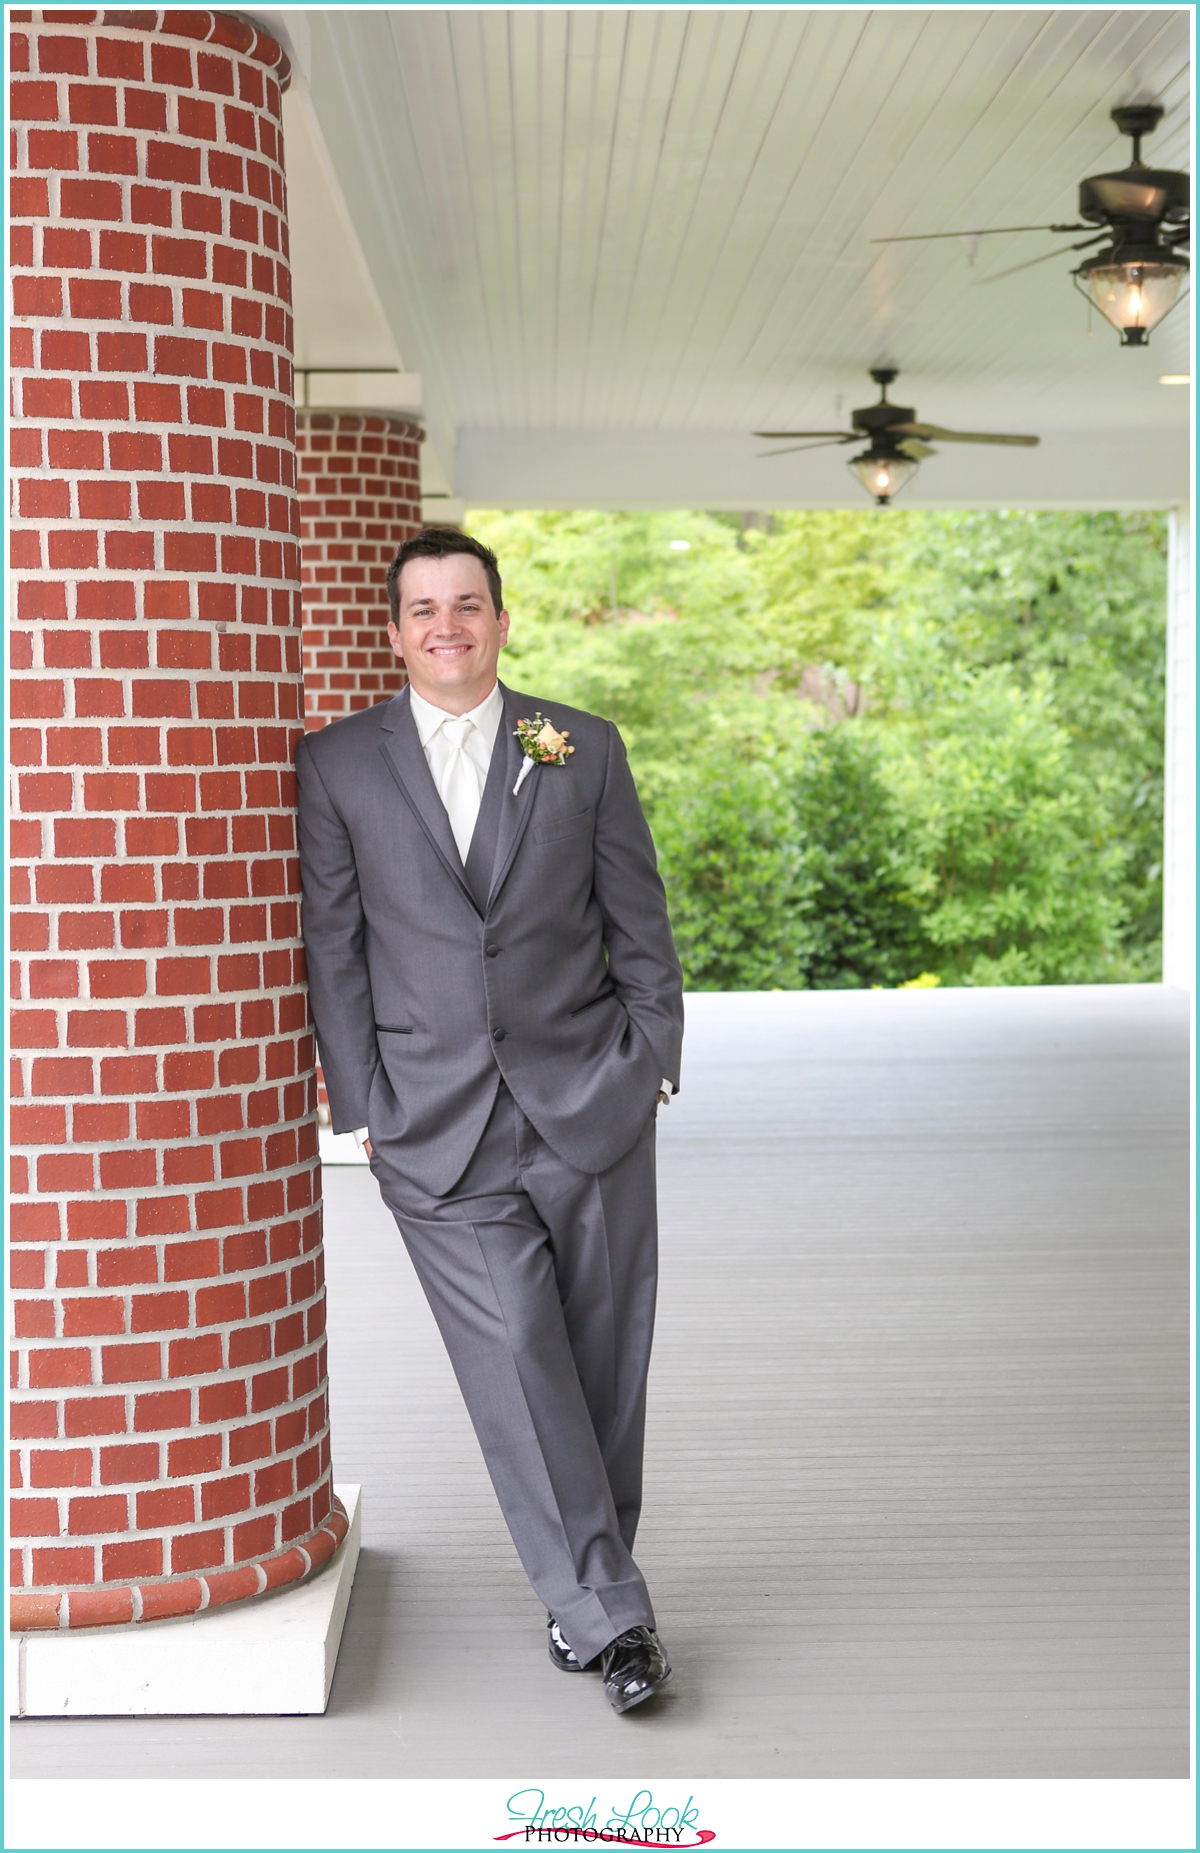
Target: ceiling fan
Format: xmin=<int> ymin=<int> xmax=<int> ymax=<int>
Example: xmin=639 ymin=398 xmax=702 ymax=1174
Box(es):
xmin=754 ymin=367 xmax=1039 ymax=505
xmin=871 ymin=104 xmax=1190 ymax=346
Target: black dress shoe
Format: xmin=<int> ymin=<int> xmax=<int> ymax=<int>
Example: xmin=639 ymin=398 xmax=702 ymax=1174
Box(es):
xmin=547 ymin=1613 xmax=586 ymax=1672
xmin=600 ymin=1626 xmax=671 ymax=1713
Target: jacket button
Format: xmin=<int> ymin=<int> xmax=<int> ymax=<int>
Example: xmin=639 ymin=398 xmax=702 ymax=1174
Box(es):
xmin=486 ymin=944 xmax=501 ymax=957
xmin=492 ymin=1027 xmax=507 ymax=1041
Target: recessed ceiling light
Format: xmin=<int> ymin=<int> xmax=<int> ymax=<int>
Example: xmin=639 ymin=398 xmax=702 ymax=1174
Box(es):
xmin=668 ymin=540 xmax=690 ymax=551
xmin=1159 ymin=374 xmax=1190 ymax=385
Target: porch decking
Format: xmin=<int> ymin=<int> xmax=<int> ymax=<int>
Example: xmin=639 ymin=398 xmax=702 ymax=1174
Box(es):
xmin=10 ymin=984 xmax=1189 ymax=1779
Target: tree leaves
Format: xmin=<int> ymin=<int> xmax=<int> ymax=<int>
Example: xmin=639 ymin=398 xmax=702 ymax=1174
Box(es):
xmin=468 ymin=506 xmax=1166 ymax=989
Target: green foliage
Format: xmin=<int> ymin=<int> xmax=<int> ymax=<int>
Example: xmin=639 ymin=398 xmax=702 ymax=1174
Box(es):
xmin=651 ymin=749 xmax=807 ymax=991
xmin=884 ymin=667 xmax=1129 ymax=985
xmin=880 ymin=511 xmax=1167 ymax=968
xmin=754 ymin=509 xmax=891 ymax=690
xmin=477 ymin=509 xmax=755 ymax=760
xmin=469 ymin=505 xmax=1167 ymax=990
xmin=785 ymin=726 xmax=924 ymax=989
xmin=641 ymin=725 xmax=925 ymax=992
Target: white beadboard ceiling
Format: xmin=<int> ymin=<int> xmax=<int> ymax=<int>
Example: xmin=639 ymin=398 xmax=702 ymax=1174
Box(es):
xmin=270 ymin=6 xmax=1192 ymax=507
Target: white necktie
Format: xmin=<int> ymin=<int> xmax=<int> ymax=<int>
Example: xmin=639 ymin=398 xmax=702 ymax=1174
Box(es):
xmin=439 ymin=715 xmax=484 ymax=863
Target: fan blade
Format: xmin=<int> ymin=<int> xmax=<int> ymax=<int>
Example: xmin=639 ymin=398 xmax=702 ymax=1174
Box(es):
xmin=756 ymin=438 xmax=857 ymax=459
xmin=893 ymin=423 xmax=1039 ymax=447
xmin=752 ymin=430 xmax=855 ymax=439
xmin=975 ymin=231 xmax=1110 ymax=286
xmin=897 ymin=439 xmax=937 ymax=461
xmin=871 ymin=223 xmax=1086 ymax=244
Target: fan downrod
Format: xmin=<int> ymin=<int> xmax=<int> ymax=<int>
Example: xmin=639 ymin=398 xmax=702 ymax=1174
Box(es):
xmin=1111 ymin=103 xmax=1164 ymax=164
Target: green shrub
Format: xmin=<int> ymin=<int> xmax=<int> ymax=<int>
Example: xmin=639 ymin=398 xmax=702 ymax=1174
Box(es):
xmin=468 ymin=506 xmax=1167 ymax=990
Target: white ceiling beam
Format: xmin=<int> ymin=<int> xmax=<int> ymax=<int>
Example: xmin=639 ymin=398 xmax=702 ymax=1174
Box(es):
xmin=298 ymin=372 xmax=423 ymax=413
xmin=455 ymin=424 xmax=1191 ymax=512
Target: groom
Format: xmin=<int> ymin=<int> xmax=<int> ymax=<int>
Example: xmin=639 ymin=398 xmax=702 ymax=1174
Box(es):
xmin=295 ymin=528 xmax=684 ymax=1713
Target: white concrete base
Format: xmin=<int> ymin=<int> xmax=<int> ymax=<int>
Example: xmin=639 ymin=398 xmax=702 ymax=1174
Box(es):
xmin=319 ymin=1127 xmax=368 ymax=1166
xmin=9 ymin=1484 xmax=361 ymax=1718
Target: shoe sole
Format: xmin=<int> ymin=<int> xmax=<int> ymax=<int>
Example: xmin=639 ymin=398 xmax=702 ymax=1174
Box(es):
xmin=607 ymin=1667 xmax=672 ymax=1714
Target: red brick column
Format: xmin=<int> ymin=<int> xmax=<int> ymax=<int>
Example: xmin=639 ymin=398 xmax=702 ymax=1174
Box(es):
xmin=9 ymin=8 xmax=345 ymax=1632
xmin=296 ymin=410 xmax=423 ymax=1127
xmin=297 ymin=411 xmax=424 ymax=730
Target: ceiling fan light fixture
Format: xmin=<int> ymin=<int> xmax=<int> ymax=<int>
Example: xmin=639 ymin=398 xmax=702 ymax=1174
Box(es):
xmin=849 ymin=445 xmax=919 ymax=506
xmin=1075 ymin=247 xmax=1189 ymax=344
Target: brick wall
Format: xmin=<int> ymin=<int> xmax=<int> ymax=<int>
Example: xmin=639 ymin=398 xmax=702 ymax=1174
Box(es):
xmin=297 ymin=411 xmax=424 ymax=729
xmin=9 ymin=8 xmax=346 ymax=1632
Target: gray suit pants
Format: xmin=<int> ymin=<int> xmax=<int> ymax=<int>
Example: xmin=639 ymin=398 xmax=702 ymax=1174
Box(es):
xmin=369 ymin=1081 xmax=659 ymax=1665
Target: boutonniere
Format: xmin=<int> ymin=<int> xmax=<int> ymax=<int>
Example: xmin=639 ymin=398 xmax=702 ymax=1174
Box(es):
xmin=513 ymin=713 xmax=575 ymax=794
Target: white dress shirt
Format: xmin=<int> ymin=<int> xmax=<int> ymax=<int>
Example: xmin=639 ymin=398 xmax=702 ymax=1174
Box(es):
xmin=408 ymin=681 xmax=505 ymax=863
xmin=351 ymin=681 xmax=673 ymax=1146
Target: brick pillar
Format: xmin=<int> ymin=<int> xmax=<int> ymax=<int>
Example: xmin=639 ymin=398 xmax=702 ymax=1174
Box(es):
xmin=9 ymin=8 xmax=346 ymax=1633
xmin=295 ymin=410 xmax=424 ymax=1128
xmin=297 ymin=411 xmax=424 ymax=730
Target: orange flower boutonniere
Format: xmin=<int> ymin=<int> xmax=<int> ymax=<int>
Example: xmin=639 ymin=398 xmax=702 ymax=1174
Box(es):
xmin=513 ymin=713 xmax=575 ymax=794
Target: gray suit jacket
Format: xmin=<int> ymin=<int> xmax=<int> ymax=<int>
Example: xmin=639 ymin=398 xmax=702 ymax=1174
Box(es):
xmin=295 ymin=682 xmax=684 ymax=1195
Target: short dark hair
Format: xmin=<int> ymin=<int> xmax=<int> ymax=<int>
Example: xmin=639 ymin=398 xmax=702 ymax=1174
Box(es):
xmin=386 ymin=528 xmax=503 ymax=625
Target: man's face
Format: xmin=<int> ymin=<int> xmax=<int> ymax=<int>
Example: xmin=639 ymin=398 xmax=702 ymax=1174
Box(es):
xmin=389 ymin=553 xmax=510 ymax=713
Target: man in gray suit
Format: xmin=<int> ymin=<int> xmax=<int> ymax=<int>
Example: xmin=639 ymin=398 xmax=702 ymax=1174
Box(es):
xmin=296 ymin=528 xmax=684 ymax=1713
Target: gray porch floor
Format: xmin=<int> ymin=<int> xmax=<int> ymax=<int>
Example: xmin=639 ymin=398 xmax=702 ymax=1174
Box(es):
xmin=11 ymin=984 xmax=1190 ymax=1779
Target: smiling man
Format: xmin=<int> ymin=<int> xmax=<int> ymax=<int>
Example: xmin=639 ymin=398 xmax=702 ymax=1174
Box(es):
xmin=295 ymin=528 xmax=684 ymax=1713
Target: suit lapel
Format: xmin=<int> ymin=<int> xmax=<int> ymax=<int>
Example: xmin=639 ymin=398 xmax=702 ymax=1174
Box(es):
xmin=377 ymin=689 xmax=477 ymax=911
xmin=487 ymin=683 xmax=542 ymax=907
